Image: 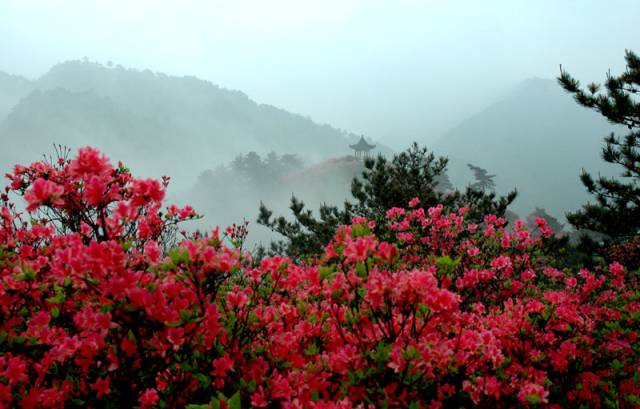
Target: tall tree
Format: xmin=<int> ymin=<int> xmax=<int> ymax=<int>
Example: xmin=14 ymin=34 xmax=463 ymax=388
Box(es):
xmin=559 ymin=50 xmax=640 ymax=243
xmin=467 ymin=163 xmax=496 ymax=192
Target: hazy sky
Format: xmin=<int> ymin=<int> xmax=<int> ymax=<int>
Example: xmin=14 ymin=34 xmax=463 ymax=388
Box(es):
xmin=1 ymin=0 xmax=639 ymax=147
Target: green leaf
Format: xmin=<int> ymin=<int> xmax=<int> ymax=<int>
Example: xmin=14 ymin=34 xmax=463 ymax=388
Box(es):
xmin=19 ymin=306 xmax=29 ymax=317
xmin=121 ymin=240 xmax=133 ymax=252
xmin=373 ymin=340 xmax=391 ymax=363
xmin=319 ymin=265 xmax=335 ymax=281
xmin=51 ymin=307 xmax=60 ymax=319
xmin=87 ymin=276 xmax=100 ymax=286
xmin=611 ymin=359 xmax=624 ymax=371
xmin=209 ymin=396 xmax=221 ymax=409
xmin=435 ymin=255 xmax=459 ymax=275
xmin=15 ymin=267 xmax=36 ymax=281
xmin=352 ymin=224 xmax=369 ymax=237
xmin=180 ymin=310 xmax=193 ymax=322
xmin=47 ymin=293 xmax=66 ymax=305
xmin=193 ymin=372 xmax=210 ymax=389
xmin=228 ymin=391 xmax=241 ymax=409
xmin=169 ymin=248 xmax=190 ymax=264
xmin=526 ymin=394 xmax=541 ymax=405
xmin=304 ymin=342 xmax=319 ymax=356
xmin=417 ymin=303 xmax=430 ymax=318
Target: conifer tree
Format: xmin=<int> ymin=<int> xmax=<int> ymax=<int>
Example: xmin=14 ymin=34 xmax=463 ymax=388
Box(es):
xmin=559 ymin=50 xmax=640 ymax=242
xmin=467 ymin=163 xmax=496 ymax=192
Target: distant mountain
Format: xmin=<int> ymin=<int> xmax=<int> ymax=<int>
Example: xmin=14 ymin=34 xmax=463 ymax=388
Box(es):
xmin=0 ymin=60 xmax=389 ymax=187
xmin=0 ymin=71 xmax=33 ymax=121
xmin=433 ymin=77 xmax=621 ymax=222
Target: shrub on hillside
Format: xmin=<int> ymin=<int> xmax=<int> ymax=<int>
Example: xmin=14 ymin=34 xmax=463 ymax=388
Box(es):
xmin=0 ymin=148 xmax=638 ymax=408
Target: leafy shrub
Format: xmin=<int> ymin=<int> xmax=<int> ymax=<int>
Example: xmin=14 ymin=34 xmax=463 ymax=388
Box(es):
xmin=0 ymin=148 xmax=638 ymax=408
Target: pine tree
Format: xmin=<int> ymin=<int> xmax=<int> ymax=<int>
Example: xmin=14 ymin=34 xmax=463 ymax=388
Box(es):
xmin=559 ymin=50 xmax=640 ymax=243
xmin=467 ymin=163 xmax=496 ymax=192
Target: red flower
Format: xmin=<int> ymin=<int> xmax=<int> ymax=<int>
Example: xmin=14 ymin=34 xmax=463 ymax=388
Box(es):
xmin=1 ymin=356 xmax=28 ymax=385
xmin=24 ymin=178 xmax=64 ymax=211
xmin=518 ymin=383 xmax=548 ymax=405
xmin=408 ymin=197 xmax=420 ymax=208
xmin=211 ymin=356 xmax=234 ymax=378
xmin=344 ymin=236 xmax=374 ymax=263
xmin=121 ymin=337 xmax=137 ymax=356
xmin=1 ymin=147 xmax=637 ymax=409
xmin=69 ymin=146 xmax=113 ymax=178
xmin=83 ymin=175 xmax=108 ymax=206
xmin=90 ymin=377 xmax=111 ymax=398
xmin=130 ymin=178 xmax=165 ymax=206
xmin=139 ymin=388 xmax=160 ymax=408
xmin=251 ymin=386 xmax=269 ymax=408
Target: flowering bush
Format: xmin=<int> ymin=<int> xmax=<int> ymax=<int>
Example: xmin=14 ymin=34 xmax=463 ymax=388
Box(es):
xmin=606 ymin=237 xmax=640 ymax=273
xmin=0 ymin=148 xmax=638 ymax=408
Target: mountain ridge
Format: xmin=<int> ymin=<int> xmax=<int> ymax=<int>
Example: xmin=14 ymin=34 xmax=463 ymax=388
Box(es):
xmin=0 ymin=60 xmax=390 ymax=187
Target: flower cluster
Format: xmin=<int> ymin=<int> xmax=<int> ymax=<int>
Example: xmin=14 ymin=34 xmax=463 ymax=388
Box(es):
xmin=0 ymin=148 xmax=638 ymax=408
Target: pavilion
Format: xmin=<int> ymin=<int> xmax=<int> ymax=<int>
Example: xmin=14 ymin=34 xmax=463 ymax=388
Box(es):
xmin=349 ymin=136 xmax=376 ymax=160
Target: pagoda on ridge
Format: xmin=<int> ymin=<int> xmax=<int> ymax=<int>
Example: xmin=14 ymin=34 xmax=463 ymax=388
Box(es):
xmin=349 ymin=135 xmax=376 ymax=160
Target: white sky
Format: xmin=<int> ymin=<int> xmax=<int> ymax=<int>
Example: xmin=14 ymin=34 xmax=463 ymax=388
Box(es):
xmin=1 ymin=0 xmax=639 ymax=147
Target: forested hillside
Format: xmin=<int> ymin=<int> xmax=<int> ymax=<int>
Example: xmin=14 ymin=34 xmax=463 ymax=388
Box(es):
xmin=0 ymin=71 xmax=33 ymax=120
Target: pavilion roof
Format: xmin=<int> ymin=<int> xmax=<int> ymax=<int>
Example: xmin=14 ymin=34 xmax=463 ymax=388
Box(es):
xmin=349 ymin=136 xmax=376 ymax=151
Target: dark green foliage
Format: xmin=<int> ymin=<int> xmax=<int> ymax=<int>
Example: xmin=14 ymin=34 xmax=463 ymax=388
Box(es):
xmin=258 ymin=143 xmax=517 ymax=259
xmin=455 ymin=186 xmax=517 ymax=226
xmin=229 ymin=151 xmax=302 ymax=190
xmin=559 ymin=50 xmax=640 ymax=243
xmin=349 ymin=143 xmax=448 ymax=219
xmin=257 ymin=197 xmax=354 ymax=260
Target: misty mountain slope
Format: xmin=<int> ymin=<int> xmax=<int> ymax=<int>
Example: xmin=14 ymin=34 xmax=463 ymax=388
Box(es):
xmin=433 ymin=77 xmax=620 ymax=222
xmin=0 ymin=71 xmax=33 ymax=121
xmin=34 ymin=61 xmax=357 ymax=156
xmin=0 ymin=60 xmax=387 ymax=187
xmin=0 ymin=88 xmax=183 ymax=176
xmin=182 ymin=155 xmax=365 ymax=248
